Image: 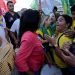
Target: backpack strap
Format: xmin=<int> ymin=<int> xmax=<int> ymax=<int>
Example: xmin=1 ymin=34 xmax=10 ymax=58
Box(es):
xmin=57 ymin=33 xmax=64 ymax=47
xmin=57 ymin=33 xmax=75 ymax=47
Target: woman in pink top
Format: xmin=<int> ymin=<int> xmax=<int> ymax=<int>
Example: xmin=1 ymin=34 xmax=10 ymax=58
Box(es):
xmin=15 ymin=9 xmax=45 ymax=75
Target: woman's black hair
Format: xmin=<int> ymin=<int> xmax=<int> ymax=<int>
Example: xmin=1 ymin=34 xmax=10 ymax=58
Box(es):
xmin=53 ymin=6 xmax=58 ymax=13
xmin=71 ymin=5 xmax=75 ymax=12
xmin=61 ymin=14 xmax=73 ymax=28
xmin=53 ymin=6 xmax=58 ymax=11
xmin=19 ymin=9 xmax=41 ymax=44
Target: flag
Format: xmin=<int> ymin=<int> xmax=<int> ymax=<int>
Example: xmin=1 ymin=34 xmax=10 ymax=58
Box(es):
xmin=61 ymin=0 xmax=71 ymax=15
xmin=30 ymin=0 xmax=38 ymax=10
xmin=30 ymin=0 xmax=55 ymax=15
xmin=41 ymin=0 xmax=55 ymax=15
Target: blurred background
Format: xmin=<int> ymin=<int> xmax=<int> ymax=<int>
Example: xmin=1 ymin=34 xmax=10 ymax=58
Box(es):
xmin=0 ymin=0 xmax=75 ymax=15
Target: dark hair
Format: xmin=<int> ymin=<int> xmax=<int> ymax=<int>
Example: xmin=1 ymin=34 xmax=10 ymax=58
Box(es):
xmin=61 ymin=15 xmax=73 ymax=28
xmin=7 ymin=1 xmax=13 ymax=5
xmin=71 ymin=5 xmax=75 ymax=12
xmin=19 ymin=9 xmax=41 ymax=43
xmin=53 ymin=6 xmax=58 ymax=11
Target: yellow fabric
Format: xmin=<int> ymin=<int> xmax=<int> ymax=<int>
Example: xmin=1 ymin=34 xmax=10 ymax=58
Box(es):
xmin=71 ymin=20 xmax=75 ymax=30
xmin=53 ymin=33 xmax=72 ymax=68
xmin=36 ymin=29 xmax=51 ymax=37
xmin=36 ymin=29 xmax=43 ymax=37
xmin=47 ymin=29 xmax=51 ymax=36
xmin=0 ymin=43 xmax=15 ymax=75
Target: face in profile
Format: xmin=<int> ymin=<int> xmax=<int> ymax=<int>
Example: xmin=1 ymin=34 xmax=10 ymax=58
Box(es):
xmin=50 ymin=13 xmax=56 ymax=22
xmin=7 ymin=2 xmax=14 ymax=12
xmin=44 ymin=17 xmax=51 ymax=27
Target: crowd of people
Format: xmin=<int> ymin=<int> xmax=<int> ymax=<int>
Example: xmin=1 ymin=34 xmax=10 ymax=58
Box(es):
xmin=0 ymin=1 xmax=75 ymax=75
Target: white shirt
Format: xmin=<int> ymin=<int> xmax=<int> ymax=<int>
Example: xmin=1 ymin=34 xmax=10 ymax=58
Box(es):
xmin=10 ymin=19 xmax=20 ymax=36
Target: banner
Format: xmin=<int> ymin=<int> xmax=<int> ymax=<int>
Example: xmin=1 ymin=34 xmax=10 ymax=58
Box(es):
xmin=41 ymin=0 xmax=55 ymax=15
xmin=31 ymin=0 xmax=55 ymax=15
xmin=61 ymin=0 xmax=71 ymax=15
xmin=30 ymin=0 xmax=38 ymax=10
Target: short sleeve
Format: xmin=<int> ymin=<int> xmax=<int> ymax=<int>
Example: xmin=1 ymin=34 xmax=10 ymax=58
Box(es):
xmin=10 ymin=19 xmax=20 ymax=35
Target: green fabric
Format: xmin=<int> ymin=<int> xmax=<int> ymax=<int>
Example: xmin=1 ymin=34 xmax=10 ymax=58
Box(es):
xmin=61 ymin=0 xmax=71 ymax=16
xmin=69 ymin=0 xmax=75 ymax=6
xmin=30 ymin=0 xmax=38 ymax=10
xmin=50 ymin=23 xmax=56 ymax=36
xmin=40 ymin=25 xmax=51 ymax=37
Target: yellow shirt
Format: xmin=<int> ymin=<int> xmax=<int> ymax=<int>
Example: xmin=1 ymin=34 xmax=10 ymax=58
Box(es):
xmin=71 ymin=20 xmax=75 ymax=30
xmin=53 ymin=33 xmax=72 ymax=68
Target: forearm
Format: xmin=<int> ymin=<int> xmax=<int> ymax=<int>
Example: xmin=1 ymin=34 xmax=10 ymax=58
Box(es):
xmin=41 ymin=39 xmax=48 ymax=44
xmin=10 ymin=32 xmax=17 ymax=41
xmin=4 ymin=28 xmax=10 ymax=42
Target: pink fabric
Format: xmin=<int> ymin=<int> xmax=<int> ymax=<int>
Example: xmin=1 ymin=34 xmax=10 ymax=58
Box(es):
xmin=15 ymin=31 xmax=45 ymax=72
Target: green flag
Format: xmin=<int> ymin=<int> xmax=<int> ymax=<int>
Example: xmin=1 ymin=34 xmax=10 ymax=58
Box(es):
xmin=61 ymin=0 xmax=71 ymax=15
xmin=30 ymin=0 xmax=38 ymax=10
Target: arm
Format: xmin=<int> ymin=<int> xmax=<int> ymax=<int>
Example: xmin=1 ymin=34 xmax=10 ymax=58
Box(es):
xmin=10 ymin=31 xmax=18 ymax=46
xmin=44 ymin=34 xmax=75 ymax=66
xmin=61 ymin=50 xmax=75 ymax=67
xmin=41 ymin=39 xmax=48 ymax=44
xmin=44 ymin=34 xmax=66 ymax=60
xmin=4 ymin=28 xmax=10 ymax=42
xmin=10 ymin=20 xmax=18 ymax=46
xmin=44 ymin=51 xmax=52 ymax=66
